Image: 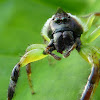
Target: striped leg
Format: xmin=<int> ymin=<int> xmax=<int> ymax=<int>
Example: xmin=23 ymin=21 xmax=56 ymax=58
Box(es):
xmin=8 ymin=44 xmax=48 ymax=100
xmin=8 ymin=63 xmax=20 ymax=100
xmin=26 ymin=63 xmax=35 ymax=94
xmin=80 ymin=64 xmax=100 ymax=100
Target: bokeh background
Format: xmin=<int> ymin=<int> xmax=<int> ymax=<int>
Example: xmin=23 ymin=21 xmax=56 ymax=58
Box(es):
xmin=0 ymin=0 xmax=100 ymax=100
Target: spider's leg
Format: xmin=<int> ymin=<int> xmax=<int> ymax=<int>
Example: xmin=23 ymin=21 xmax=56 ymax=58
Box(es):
xmin=79 ymin=44 xmax=100 ymax=100
xmin=85 ymin=26 xmax=100 ymax=43
xmin=8 ymin=63 xmax=20 ymax=100
xmin=81 ymin=12 xmax=100 ymax=42
xmin=8 ymin=44 xmax=48 ymax=100
xmin=26 ymin=63 xmax=35 ymax=94
xmin=81 ymin=14 xmax=95 ymax=36
xmin=80 ymin=64 xmax=100 ymax=100
xmin=81 ymin=12 xmax=100 ymax=32
xmin=84 ymin=14 xmax=95 ymax=32
xmin=24 ymin=44 xmax=47 ymax=95
xmin=25 ymin=44 xmax=47 ymax=52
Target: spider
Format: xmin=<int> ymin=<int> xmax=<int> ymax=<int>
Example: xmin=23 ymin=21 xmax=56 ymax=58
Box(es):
xmin=8 ymin=8 xmax=100 ymax=100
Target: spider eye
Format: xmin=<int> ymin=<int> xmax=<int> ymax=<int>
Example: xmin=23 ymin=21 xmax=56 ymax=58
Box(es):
xmin=62 ymin=18 xmax=67 ymax=22
xmin=61 ymin=17 xmax=68 ymax=23
xmin=56 ymin=19 xmax=61 ymax=24
xmin=54 ymin=18 xmax=61 ymax=24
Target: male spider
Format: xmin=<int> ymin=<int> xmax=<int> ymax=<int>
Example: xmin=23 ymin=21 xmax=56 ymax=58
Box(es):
xmin=8 ymin=8 xmax=100 ymax=100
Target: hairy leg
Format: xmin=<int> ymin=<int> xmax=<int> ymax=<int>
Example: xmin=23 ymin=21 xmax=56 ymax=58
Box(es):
xmin=8 ymin=63 xmax=20 ymax=100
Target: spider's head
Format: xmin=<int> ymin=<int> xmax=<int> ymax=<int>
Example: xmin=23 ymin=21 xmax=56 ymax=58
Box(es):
xmin=50 ymin=8 xmax=83 ymax=36
xmin=48 ymin=8 xmax=83 ymax=53
xmin=50 ymin=8 xmax=71 ymax=33
xmin=42 ymin=8 xmax=83 ymax=53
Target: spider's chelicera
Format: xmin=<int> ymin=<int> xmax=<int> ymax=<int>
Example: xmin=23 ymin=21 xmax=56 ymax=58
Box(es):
xmin=8 ymin=8 xmax=100 ymax=100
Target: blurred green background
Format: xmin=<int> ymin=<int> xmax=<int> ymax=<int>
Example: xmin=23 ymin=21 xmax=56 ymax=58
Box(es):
xmin=0 ymin=0 xmax=100 ymax=100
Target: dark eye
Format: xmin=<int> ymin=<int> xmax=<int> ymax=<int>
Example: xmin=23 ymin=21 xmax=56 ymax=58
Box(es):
xmin=55 ymin=19 xmax=61 ymax=24
xmin=61 ymin=17 xmax=67 ymax=23
xmin=54 ymin=18 xmax=61 ymax=24
xmin=63 ymin=18 xmax=67 ymax=22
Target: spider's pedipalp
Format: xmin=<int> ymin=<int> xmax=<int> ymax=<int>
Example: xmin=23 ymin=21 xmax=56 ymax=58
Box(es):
xmin=64 ymin=43 xmax=77 ymax=58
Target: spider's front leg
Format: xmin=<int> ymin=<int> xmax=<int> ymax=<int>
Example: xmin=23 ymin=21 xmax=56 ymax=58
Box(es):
xmin=8 ymin=44 xmax=48 ymax=100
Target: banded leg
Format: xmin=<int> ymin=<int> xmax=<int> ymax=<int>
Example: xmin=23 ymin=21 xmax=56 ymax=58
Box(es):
xmin=8 ymin=63 xmax=20 ymax=100
xmin=8 ymin=44 xmax=48 ymax=100
xmin=26 ymin=63 xmax=35 ymax=94
xmin=80 ymin=65 xmax=100 ymax=100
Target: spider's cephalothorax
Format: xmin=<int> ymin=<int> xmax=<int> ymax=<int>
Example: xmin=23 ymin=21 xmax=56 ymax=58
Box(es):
xmin=8 ymin=8 xmax=100 ymax=100
xmin=44 ymin=9 xmax=83 ymax=59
